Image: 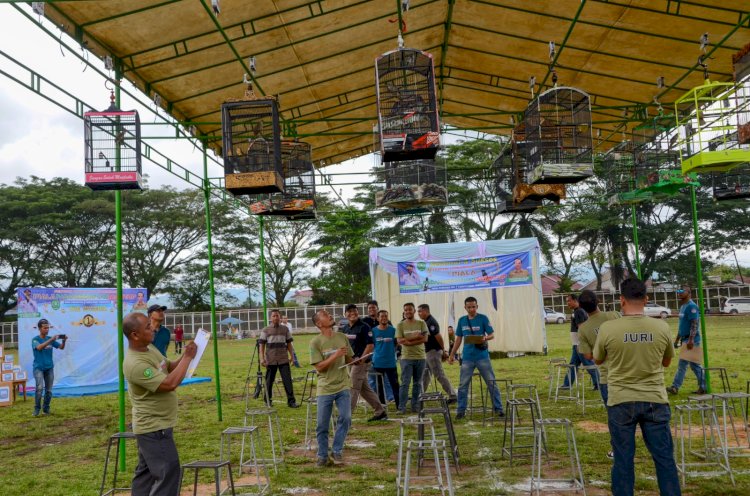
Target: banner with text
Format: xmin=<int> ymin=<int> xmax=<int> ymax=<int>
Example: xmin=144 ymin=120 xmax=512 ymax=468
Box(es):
xmin=397 ymin=252 xmax=533 ymax=294
xmin=17 ymin=287 xmax=148 ymax=389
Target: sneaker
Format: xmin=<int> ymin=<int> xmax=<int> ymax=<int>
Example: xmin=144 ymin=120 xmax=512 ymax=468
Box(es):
xmin=558 ymin=385 xmax=571 ymax=390
xmin=666 ymin=386 xmax=678 ymax=395
xmin=316 ymin=457 xmax=333 ymax=467
xmin=288 ymin=401 xmax=300 ymax=408
xmin=32 ymin=411 xmax=40 ymax=417
xmin=495 ymin=411 xmax=505 ymax=419
xmin=42 ymin=411 xmax=50 ymax=416
xmin=398 ymin=409 xmax=407 ymax=415
xmin=607 ymin=451 xmax=614 ymax=459
xmin=447 ymin=397 xmax=457 ymax=405
xmin=331 ymin=453 xmax=344 ymax=464
xmin=692 ymin=388 xmax=706 ymax=395
xmin=455 ymin=412 xmax=466 ymax=420
xmin=367 ymin=411 xmax=388 ymax=422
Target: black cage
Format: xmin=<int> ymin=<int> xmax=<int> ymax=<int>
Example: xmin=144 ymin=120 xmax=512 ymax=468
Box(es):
xmin=375 ymin=48 xmax=440 ymax=162
xmin=493 ymin=144 xmax=542 ymax=214
xmin=524 ymin=87 xmax=593 ymax=184
xmin=83 ymin=109 xmax=142 ymax=190
xmin=221 ymin=99 xmax=283 ymax=195
xmin=375 ymin=160 xmax=447 ymax=209
xmin=511 ymin=128 xmax=565 ymax=204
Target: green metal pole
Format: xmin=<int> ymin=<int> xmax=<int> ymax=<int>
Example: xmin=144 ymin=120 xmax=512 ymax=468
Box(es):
xmin=203 ymin=141 xmax=223 ymax=421
xmin=114 ymin=72 xmax=126 ymax=472
xmin=689 ymin=185 xmax=711 ymax=393
xmin=259 ymin=216 xmax=268 ymax=326
xmin=630 ymin=205 xmax=642 ymax=279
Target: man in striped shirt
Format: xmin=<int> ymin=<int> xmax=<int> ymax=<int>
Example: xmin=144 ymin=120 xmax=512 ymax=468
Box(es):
xmin=259 ymin=309 xmax=299 ymax=408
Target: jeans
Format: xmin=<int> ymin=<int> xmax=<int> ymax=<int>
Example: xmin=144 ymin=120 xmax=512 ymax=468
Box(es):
xmin=422 ymin=349 xmax=456 ymax=397
xmin=562 ymin=345 xmax=599 ymax=388
xmin=265 ymin=363 xmax=296 ymax=405
xmin=607 ymin=402 xmax=681 ymax=496
xmin=456 ymin=358 xmax=503 ymax=414
xmin=316 ymin=389 xmax=351 ymax=460
xmin=670 ymin=359 xmax=705 ymax=391
xmin=33 ymin=367 xmax=54 ymax=414
xmin=599 ymin=383 xmax=609 ymax=405
xmin=399 ymin=359 xmax=426 ymax=413
xmin=132 ymin=428 xmax=181 ymax=496
xmin=369 ymin=367 xmax=395 ymax=403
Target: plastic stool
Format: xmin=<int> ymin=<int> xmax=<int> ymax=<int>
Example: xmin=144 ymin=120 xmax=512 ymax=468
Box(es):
xmin=99 ymin=431 xmax=137 ymax=496
xmin=179 ymin=460 xmax=235 ymax=496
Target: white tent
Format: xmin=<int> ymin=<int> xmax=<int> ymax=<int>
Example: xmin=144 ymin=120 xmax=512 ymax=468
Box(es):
xmin=369 ymin=238 xmax=546 ymax=353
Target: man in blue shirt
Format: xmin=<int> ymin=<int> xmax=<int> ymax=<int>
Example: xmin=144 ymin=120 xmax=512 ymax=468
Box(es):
xmin=667 ymin=286 xmax=706 ymax=395
xmin=31 ymin=318 xmax=67 ymax=416
xmin=148 ymin=305 xmax=171 ymax=357
xmin=448 ymin=296 xmax=504 ymax=420
xmin=372 ymin=309 xmax=401 ymax=410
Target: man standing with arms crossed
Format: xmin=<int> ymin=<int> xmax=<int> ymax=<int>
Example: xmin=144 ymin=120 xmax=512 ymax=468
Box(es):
xmin=310 ymin=309 xmax=354 ymax=467
xmin=340 ymin=304 xmax=387 ymax=421
xmin=31 ymin=318 xmax=67 ymax=417
xmin=593 ymin=278 xmax=680 ymax=496
xmin=123 ymin=312 xmax=197 ymax=496
xmin=396 ymin=302 xmax=428 ymax=414
xmin=666 ymin=286 xmax=706 ymax=395
xmin=259 ymin=309 xmax=299 ymax=408
xmin=418 ymin=304 xmax=456 ymax=403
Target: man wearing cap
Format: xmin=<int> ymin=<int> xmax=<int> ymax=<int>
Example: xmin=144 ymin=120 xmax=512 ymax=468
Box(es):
xmin=31 ymin=318 xmax=67 ymax=416
xmin=123 ymin=311 xmax=197 ymax=496
xmin=666 ymin=286 xmax=706 ymax=395
xmin=148 ymin=304 xmax=171 ymax=357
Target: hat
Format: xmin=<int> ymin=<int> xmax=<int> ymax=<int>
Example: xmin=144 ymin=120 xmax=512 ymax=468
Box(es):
xmin=37 ymin=318 xmax=50 ymax=328
xmin=147 ymin=304 xmax=167 ymax=314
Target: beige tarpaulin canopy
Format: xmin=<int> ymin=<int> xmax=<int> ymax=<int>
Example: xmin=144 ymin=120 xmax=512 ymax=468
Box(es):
xmin=36 ymin=0 xmax=750 ymax=166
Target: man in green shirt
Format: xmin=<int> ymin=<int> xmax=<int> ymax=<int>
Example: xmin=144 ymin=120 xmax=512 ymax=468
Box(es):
xmin=593 ymin=278 xmax=680 ymax=496
xmin=309 ymin=309 xmax=354 ymax=467
xmin=396 ymin=302 xmax=428 ymax=414
xmin=577 ymin=290 xmax=620 ymax=405
xmin=123 ymin=312 xmax=197 ymax=496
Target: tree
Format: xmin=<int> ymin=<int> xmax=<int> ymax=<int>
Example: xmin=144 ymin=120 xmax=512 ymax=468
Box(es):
xmin=260 ymin=217 xmax=313 ymax=305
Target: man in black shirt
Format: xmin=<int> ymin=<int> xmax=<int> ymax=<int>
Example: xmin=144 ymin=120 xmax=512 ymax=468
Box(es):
xmin=362 ymin=300 xmax=379 ymax=329
xmin=340 ymin=304 xmax=387 ymax=421
xmin=418 ymin=304 xmax=456 ymax=402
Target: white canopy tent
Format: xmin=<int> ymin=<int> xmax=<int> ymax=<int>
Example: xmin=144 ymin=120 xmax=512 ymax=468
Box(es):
xmin=369 ymin=238 xmax=546 ymax=353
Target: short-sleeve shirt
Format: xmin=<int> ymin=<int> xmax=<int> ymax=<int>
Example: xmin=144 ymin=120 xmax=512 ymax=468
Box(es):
xmin=123 ymin=344 xmax=177 ymax=434
xmin=678 ymin=300 xmax=701 ymax=345
xmin=310 ymin=332 xmax=353 ymax=396
xmin=372 ymin=325 xmax=398 ymax=368
xmin=396 ymin=320 xmax=428 ymax=360
xmin=456 ymin=313 xmax=493 ymax=362
xmin=339 ymin=319 xmax=373 ymax=359
xmin=577 ymin=311 xmax=620 ymax=385
xmin=423 ymin=315 xmax=443 ymax=352
xmin=174 ymin=327 xmax=184 ymax=342
xmin=31 ymin=335 xmax=60 ymax=371
xmin=259 ymin=324 xmax=293 ymax=365
xmin=593 ymin=315 xmax=674 ymax=407
xmin=152 ymin=325 xmax=171 ymax=357
xmin=570 ymin=307 xmax=588 ymax=346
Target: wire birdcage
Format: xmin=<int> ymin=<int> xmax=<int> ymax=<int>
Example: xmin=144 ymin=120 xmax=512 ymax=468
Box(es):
xmin=249 ymin=141 xmax=316 ymax=219
xmin=603 ymin=141 xmax=650 ymax=206
xmin=375 ymin=160 xmax=447 ymax=209
xmin=83 ymin=106 xmax=142 ymax=190
xmin=221 ymin=99 xmax=283 ymax=195
xmin=712 ymin=166 xmax=750 ymax=201
xmin=524 ymin=86 xmax=594 ymax=184
xmin=493 ymin=145 xmax=541 ymax=213
xmin=734 ymin=43 xmax=750 ymax=144
xmin=375 ymin=48 xmax=440 ymax=162
xmin=511 ymin=128 xmax=565 ymax=204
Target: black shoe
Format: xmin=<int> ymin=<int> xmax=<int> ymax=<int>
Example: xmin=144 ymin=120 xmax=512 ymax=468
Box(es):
xmin=288 ymin=401 xmax=300 ymax=408
xmin=455 ymin=412 xmax=466 ymax=420
xmin=666 ymin=386 xmax=678 ymax=395
xmin=692 ymin=388 xmax=706 ymax=395
xmin=447 ymin=397 xmax=457 ymax=405
xmin=495 ymin=411 xmax=505 ymax=418
xmin=367 ymin=411 xmax=388 ymax=422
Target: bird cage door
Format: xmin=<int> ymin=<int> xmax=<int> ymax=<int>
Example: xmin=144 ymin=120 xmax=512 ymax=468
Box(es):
xmin=83 ymin=109 xmax=142 ymax=190
xmin=375 ymin=48 xmax=440 ymax=162
xmin=221 ymin=99 xmax=283 ymax=195
xmin=524 ymin=87 xmax=594 ymax=184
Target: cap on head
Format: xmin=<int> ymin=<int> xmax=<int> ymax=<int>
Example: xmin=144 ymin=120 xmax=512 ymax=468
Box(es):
xmin=147 ymin=304 xmax=167 ymax=314
xmin=37 ymin=318 xmax=50 ymax=328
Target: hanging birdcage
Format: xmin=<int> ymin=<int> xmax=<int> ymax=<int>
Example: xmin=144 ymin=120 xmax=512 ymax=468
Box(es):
xmin=603 ymin=141 xmax=651 ymax=206
xmin=83 ymin=104 xmax=142 ymax=191
xmin=675 ymin=81 xmax=750 ymax=174
xmin=712 ymin=165 xmax=750 ymax=201
xmin=524 ymin=87 xmax=594 ymax=184
xmin=511 ymin=126 xmax=565 ymax=204
xmin=734 ymin=43 xmax=750 ymax=144
xmin=249 ymin=141 xmax=316 ymax=219
xmin=221 ymin=99 xmax=283 ymax=195
xmin=375 ymin=48 xmax=440 ymax=162
xmin=493 ymin=145 xmax=541 ymax=214
xmin=375 ymin=159 xmax=447 ymax=209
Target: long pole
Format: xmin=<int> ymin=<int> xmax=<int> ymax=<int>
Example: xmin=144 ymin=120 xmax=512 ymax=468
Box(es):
xmin=689 ymin=185 xmax=711 ymax=393
xmin=114 ymin=69 xmax=126 ymax=471
xmin=259 ymin=216 xmax=268 ymax=326
xmin=203 ymin=141 xmax=223 ymax=420
xmin=630 ymin=204 xmax=642 ymax=279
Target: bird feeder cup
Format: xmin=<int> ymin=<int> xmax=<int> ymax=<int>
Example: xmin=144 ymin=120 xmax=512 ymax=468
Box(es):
xmin=83 ymin=108 xmax=142 ymax=190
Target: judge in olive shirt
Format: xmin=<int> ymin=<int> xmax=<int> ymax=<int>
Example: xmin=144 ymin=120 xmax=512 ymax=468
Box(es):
xmin=123 ymin=312 xmax=197 ymax=496
xmin=396 ymin=302 xmax=428 ymax=414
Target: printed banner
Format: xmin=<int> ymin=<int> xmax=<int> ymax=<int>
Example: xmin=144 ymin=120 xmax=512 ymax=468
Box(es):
xmin=17 ymin=287 xmax=147 ymax=389
xmin=397 ymin=252 xmax=533 ymax=294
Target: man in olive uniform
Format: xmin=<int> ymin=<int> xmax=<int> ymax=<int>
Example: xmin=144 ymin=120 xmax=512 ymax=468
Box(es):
xmin=577 ymin=290 xmax=620 ymax=405
xmin=593 ymin=278 xmax=680 ymax=496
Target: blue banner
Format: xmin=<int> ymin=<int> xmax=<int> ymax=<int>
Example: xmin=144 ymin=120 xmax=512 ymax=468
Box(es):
xmin=18 ymin=287 xmax=147 ymax=389
xmin=397 ymin=252 xmax=533 ymax=294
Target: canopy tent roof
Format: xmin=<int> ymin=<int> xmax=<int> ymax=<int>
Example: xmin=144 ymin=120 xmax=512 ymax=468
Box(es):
xmin=39 ymin=0 xmax=750 ymax=166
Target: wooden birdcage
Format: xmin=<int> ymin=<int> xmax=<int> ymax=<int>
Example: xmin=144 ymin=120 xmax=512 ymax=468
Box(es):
xmin=511 ymin=127 xmax=565 ymax=204
xmin=675 ymin=81 xmax=750 ymax=174
xmin=221 ymin=99 xmax=283 ymax=195
xmin=712 ymin=166 xmax=750 ymax=201
xmin=375 ymin=160 xmax=447 ymax=209
xmin=375 ymin=48 xmax=440 ymax=162
xmin=249 ymin=141 xmax=316 ymax=219
xmin=83 ymin=107 xmax=142 ymax=190
xmin=493 ymin=145 xmax=542 ymax=214
xmin=524 ymin=87 xmax=594 ymax=184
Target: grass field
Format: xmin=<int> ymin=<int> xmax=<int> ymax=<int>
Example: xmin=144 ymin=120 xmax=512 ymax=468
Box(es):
xmin=2 ymin=315 xmax=750 ymax=495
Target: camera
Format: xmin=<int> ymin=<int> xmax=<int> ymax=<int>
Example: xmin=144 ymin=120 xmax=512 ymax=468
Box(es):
xmin=58 ymin=334 xmax=68 ymax=340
